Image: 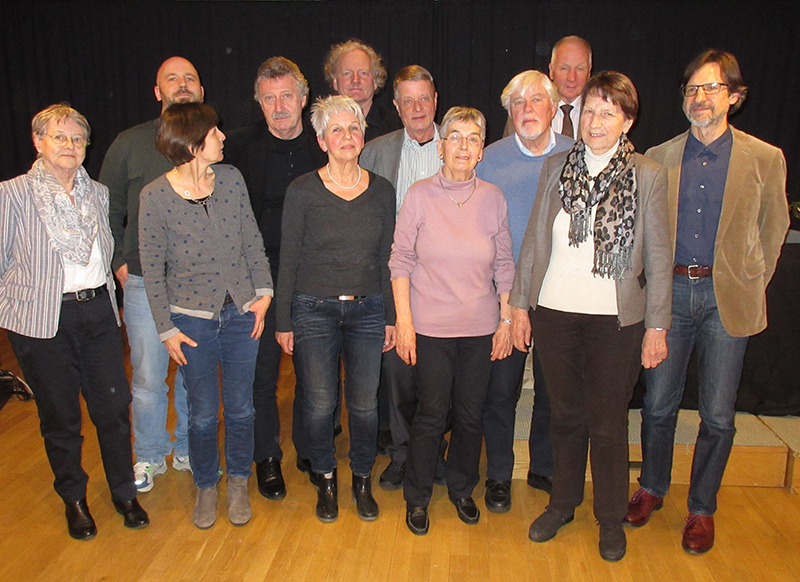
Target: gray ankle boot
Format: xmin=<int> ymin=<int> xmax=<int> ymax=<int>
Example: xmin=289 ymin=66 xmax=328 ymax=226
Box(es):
xmin=227 ymin=476 xmax=252 ymax=526
xmin=193 ymin=485 xmax=217 ymax=529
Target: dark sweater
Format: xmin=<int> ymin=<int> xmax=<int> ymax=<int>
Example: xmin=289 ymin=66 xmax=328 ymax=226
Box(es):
xmin=275 ymin=170 xmax=396 ymax=331
xmin=99 ymin=119 xmax=172 ymax=276
xmin=224 ymin=120 xmax=326 ymax=278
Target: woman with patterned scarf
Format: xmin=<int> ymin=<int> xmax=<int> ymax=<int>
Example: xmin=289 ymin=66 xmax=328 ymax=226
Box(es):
xmin=508 ymin=72 xmax=673 ymax=561
xmin=0 ymin=104 xmax=147 ymax=540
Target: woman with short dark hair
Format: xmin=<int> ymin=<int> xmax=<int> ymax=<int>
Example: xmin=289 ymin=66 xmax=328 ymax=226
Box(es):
xmin=139 ymin=102 xmax=273 ymax=529
xmin=511 ymin=72 xmax=673 ymax=561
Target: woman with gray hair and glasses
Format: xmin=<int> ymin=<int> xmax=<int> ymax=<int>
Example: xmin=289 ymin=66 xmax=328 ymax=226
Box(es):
xmin=0 ymin=104 xmax=147 ymax=540
xmin=275 ymin=95 xmax=396 ymax=523
xmin=390 ymin=106 xmax=515 ymax=535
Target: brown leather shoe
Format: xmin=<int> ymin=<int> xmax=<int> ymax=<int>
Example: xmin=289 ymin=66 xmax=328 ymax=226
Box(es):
xmin=682 ymin=513 xmax=714 ymax=555
xmin=624 ymin=487 xmax=663 ymax=527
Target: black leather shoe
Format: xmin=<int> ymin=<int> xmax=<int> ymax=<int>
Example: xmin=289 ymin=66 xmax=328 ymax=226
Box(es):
xmin=484 ymin=479 xmax=511 ymax=513
xmin=352 ymin=474 xmax=379 ymax=521
xmin=527 ymin=471 xmax=553 ymax=494
xmin=449 ymin=495 xmax=480 ymax=525
xmin=65 ymin=498 xmax=97 ymax=540
xmin=315 ymin=470 xmax=338 ymax=523
xmin=406 ymin=506 xmax=429 ymax=535
xmin=376 ymin=429 xmax=393 ymax=456
xmin=379 ymin=461 xmax=405 ymax=491
xmin=256 ymin=458 xmax=287 ymax=500
xmin=113 ymin=497 xmax=150 ymax=529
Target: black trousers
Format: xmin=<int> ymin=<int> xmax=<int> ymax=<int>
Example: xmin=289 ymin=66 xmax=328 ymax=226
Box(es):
xmin=252 ymin=302 xmax=285 ymax=463
xmin=8 ymin=295 xmax=136 ymax=504
xmin=483 ymin=346 xmax=553 ymax=481
xmin=404 ymin=334 xmax=492 ymax=508
xmin=531 ymin=307 xmax=643 ymax=524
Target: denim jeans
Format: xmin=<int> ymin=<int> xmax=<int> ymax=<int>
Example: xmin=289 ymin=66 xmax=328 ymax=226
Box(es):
xmin=640 ymin=274 xmax=748 ymax=516
xmin=174 ymin=303 xmax=258 ymax=489
xmin=291 ymin=293 xmax=385 ymax=476
xmin=124 ymin=274 xmax=189 ymax=463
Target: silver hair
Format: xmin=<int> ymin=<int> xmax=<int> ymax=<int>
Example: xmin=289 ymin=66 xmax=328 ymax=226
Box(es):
xmin=253 ymin=56 xmax=309 ymax=101
xmin=500 ymin=70 xmax=559 ymax=112
xmin=310 ymin=95 xmax=367 ymax=138
xmin=439 ymin=106 xmax=486 ymax=142
xmin=550 ymin=35 xmax=593 ymax=68
xmin=31 ymin=103 xmax=91 ymax=144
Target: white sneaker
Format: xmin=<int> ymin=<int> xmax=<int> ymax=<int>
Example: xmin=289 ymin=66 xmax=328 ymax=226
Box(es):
xmin=134 ymin=461 xmax=167 ymax=492
xmin=172 ymin=455 xmax=192 ymax=473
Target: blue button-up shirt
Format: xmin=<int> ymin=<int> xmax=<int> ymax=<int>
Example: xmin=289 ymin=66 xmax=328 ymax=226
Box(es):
xmin=674 ymin=128 xmax=733 ymax=266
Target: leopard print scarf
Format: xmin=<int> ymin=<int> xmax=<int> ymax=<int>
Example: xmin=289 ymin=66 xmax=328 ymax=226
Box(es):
xmin=558 ymin=134 xmax=636 ymax=280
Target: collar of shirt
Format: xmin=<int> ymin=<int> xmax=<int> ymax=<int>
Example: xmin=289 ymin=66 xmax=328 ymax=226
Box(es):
xmin=558 ymin=96 xmax=582 ymax=109
xmin=514 ymin=128 xmax=557 ymax=158
xmin=403 ymin=125 xmax=440 ymax=149
xmin=685 ymin=126 xmax=733 ymax=161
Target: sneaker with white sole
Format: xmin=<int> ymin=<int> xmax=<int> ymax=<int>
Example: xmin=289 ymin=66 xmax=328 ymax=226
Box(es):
xmin=134 ymin=461 xmax=167 ymax=492
xmin=172 ymin=455 xmax=192 ymax=473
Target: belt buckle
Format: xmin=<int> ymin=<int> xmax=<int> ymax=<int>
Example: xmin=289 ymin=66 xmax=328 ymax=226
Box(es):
xmin=75 ymin=288 xmax=94 ymax=301
xmin=687 ymin=264 xmax=700 ymax=280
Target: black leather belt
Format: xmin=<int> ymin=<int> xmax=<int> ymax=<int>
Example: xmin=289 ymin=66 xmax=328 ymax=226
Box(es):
xmin=63 ymin=284 xmax=106 ymax=302
xmin=674 ymin=264 xmax=712 ymax=279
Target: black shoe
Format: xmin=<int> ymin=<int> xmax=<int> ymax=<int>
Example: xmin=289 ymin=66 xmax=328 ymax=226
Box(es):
xmin=449 ymin=495 xmax=480 ymax=525
xmin=406 ymin=506 xmax=429 ymax=535
xmin=526 ymin=471 xmax=553 ymax=494
xmin=65 ymin=498 xmax=97 ymax=540
xmin=315 ymin=469 xmax=338 ymax=523
xmin=256 ymin=458 xmax=287 ymax=500
xmin=379 ymin=461 xmax=405 ymax=491
xmin=333 ymin=424 xmax=343 ymax=438
xmin=113 ymin=498 xmax=149 ymax=529
xmin=352 ymin=474 xmax=379 ymax=521
xmin=528 ymin=507 xmax=574 ymax=542
xmin=376 ymin=429 xmax=393 ymax=456
xmin=484 ymin=479 xmax=511 ymax=513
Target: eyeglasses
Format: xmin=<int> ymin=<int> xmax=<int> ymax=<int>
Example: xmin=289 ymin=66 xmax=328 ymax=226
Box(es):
xmin=681 ymin=82 xmax=729 ymax=97
xmin=45 ymin=133 xmax=88 ymax=147
xmin=445 ymin=132 xmax=482 ymax=147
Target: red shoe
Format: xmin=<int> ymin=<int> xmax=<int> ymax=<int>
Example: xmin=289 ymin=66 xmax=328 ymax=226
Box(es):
xmin=624 ymin=488 xmax=663 ymax=527
xmin=682 ymin=513 xmax=714 ymax=555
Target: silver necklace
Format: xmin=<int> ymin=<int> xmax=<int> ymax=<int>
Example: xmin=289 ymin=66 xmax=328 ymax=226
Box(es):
xmin=326 ymin=164 xmax=362 ymax=190
xmin=439 ymin=175 xmax=477 ymax=207
xmin=171 ymin=168 xmax=214 ymax=199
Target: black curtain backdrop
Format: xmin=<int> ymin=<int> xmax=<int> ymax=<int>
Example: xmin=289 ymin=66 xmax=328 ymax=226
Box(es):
xmin=2 ymin=1 xmax=799 ymax=411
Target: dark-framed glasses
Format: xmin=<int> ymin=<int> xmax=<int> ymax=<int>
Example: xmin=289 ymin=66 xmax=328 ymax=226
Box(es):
xmin=681 ymin=83 xmax=729 ymax=97
xmin=46 ymin=133 xmax=88 ymax=147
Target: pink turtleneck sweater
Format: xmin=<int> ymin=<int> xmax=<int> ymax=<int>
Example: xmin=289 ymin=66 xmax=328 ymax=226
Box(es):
xmin=389 ymin=168 xmax=515 ymax=338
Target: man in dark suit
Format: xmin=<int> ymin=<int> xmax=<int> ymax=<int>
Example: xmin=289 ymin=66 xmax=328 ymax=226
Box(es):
xmin=625 ymin=50 xmax=789 ymax=555
xmin=225 ymin=57 xmax=326 ymax=501
xmin=360 ymin=65 xmax=442 ymax=490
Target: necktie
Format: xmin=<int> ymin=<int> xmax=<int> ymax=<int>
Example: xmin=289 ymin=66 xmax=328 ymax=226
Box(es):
xmin=560 ymin=104 xmax=574 ymax=138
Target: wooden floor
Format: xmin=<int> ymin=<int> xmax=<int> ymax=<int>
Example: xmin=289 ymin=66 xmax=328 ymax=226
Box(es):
xmin=2 ymin=329 xmax=800 ymax=582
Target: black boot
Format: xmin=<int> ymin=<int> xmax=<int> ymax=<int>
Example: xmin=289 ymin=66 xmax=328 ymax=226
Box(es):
xmin=352 ymin=474 xmax=379 ymax=521
xmin=315 ymin=469 xmax=338 ymax=523
xmin=65 ymin=498 xmax=97 ymax=540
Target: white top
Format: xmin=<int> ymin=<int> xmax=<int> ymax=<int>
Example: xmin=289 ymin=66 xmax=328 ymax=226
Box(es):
xmin=538 ymin=142 xmax=619 ymax=315
xmin=514 ymin=128 xmax=557 ymax=158
xmin=552 ymin=96 xmax=582 ymax=140
xmin=62 ymin=237 xmax=106 ymax=293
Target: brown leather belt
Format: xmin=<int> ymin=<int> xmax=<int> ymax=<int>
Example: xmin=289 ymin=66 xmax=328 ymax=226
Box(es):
xmin=674 ymin=264 xmax=712 ymax=279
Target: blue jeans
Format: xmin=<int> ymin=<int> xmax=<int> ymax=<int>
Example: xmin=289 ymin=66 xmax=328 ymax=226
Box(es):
xmin=124 ymin=274 xmax=189 ymax=463
xmin=640 ymin=274 xmax=748 ymax=516
xmin=174 ymin=303 xmax=258 ymax=489
xmin=291 ymin=293 xmax=385 ymax=476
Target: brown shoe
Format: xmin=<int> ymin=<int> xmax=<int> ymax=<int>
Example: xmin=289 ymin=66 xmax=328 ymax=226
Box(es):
xmin=624 ymin=487 xmax=663 ymax=527
xmin=682 ymin=513 xmax=714 ymax=555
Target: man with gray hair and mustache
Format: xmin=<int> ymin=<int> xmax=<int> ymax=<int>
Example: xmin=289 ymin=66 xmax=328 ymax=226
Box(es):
xmin=477 ymin=70 xmax=573 ymax=512
xmin=225 ymin=56 xmax=326 ymax=501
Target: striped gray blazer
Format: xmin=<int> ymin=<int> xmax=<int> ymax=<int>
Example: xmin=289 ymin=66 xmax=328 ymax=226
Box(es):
xmin=0 ymin=170 xmax=119 ymax=339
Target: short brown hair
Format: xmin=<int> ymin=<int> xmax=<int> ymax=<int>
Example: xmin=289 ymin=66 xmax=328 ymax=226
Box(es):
xmin=582 ymin=71 xmax=639 ymax=122
xmin=156 ymin=102 xmax=219 ymax=166
xmin=393 ymin=65 xmax=435 ymax=99
xmin=681 ymin=49 xmax=747 ymax=113
xmin=253 ymin=56 xmax=309 ymax=101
